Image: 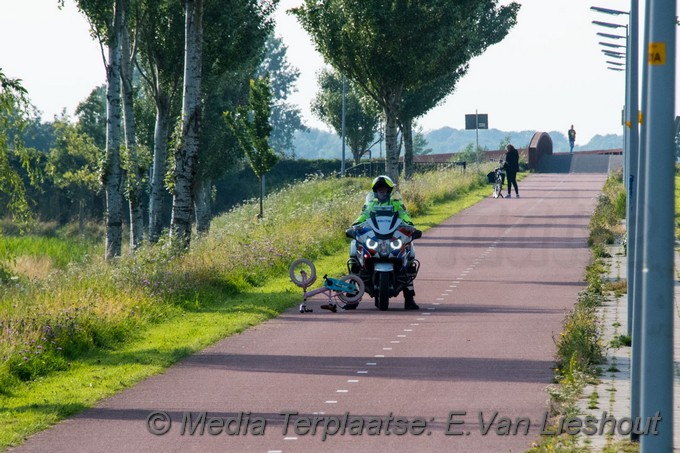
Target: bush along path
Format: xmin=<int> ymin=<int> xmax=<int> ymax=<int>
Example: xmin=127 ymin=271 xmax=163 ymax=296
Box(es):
xmin=0 ymin=167 xmax=498 ymax=449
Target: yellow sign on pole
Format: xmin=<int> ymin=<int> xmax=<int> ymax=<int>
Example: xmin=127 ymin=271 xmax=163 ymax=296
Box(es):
xmin=649 ymin=42 xmax=667 ymax=65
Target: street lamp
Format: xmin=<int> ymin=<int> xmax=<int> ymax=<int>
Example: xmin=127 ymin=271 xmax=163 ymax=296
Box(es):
xmin=599 ymin=41 xmax=626 ymax=49
xmin=597 ymin=31 xmax=626 ymax=40
xmin=593 ymin=2 xmax=643 ymax=444
xmin=590 ymin=5 xmax=629 ymax=16
xmin=592 ymin=20 xmax=627 ymax=29
xmin=601 ymin=49 xmax=625 ymax=58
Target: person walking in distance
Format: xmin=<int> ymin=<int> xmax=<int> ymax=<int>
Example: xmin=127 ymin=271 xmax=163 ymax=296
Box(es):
xmin=568 ymin=125 xmax=576 ymax=153
xmin=504 ymin=144 xmax=520 ymax=198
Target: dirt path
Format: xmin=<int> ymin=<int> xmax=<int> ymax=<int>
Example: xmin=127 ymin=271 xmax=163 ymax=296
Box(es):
xmin=12 ymin=173 xmax=606 ymax=453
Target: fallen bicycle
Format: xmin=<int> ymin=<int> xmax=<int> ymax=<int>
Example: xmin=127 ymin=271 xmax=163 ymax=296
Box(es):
xmin=288 ymin=258 xmax=365 ymax=313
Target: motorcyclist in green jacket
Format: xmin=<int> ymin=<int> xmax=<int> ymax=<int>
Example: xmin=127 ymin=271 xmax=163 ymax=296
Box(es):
xmin=352 ymin=175 xmax=414 ymax=226
xmin=350 ymin=175 xmax=420 ymax=310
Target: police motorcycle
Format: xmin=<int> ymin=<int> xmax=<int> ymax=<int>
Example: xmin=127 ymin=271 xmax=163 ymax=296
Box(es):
xmin=345 ymin=201 xmax=422 ymax=311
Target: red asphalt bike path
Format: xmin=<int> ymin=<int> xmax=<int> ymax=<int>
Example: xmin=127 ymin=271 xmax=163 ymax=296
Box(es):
xmin=12 ymin=173 xmax=607 ymax=453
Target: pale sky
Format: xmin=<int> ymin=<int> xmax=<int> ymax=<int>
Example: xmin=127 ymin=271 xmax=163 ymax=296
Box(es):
xmin=0 ymin=0 xmax=676 ymax=144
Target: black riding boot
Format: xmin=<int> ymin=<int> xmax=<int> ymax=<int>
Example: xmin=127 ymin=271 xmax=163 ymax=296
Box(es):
xmin=403 ymin=287 xmax=420 ymax=310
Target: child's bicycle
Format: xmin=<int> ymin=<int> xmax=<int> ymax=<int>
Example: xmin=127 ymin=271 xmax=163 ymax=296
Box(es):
xmin=289 ymin=258 xmax=365 ymax=313
xmin=487 ymin=159 xmax=506 ymax=199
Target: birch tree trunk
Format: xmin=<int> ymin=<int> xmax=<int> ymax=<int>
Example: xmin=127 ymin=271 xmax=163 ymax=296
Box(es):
xmin=104 ymin=0 xmax=125 ymax=260
xmin=170 ymin=0 xmax=203 ymax=249
xmin=148 ymin=91 xmax=170 ymax=243
xmin=120 ymin=15 xmax=143 ymax=252
xmin=194 ymin=177 xmax=211 ymax=235
xmin=403 ymin=118 xmax=414 ymax=180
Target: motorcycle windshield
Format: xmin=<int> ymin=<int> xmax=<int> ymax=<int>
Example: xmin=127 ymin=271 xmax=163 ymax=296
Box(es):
xmin=367 ymin=209 xmax=400 ymax=236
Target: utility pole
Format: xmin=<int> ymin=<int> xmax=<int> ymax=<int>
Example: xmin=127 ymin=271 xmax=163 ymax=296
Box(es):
xmin=341 ymin=75 xmax=346 ymax=176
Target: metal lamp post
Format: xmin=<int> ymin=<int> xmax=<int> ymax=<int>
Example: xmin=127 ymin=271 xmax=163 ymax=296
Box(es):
xmin=341 ymin=75 xmax=346 ymax=176
xmin=592 ymin=3 xmax=641 ymax=443
xmin=639 ymin=0 xmax=675 ymax=450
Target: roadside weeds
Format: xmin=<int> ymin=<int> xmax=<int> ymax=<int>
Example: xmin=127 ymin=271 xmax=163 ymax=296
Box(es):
xmin=527 ymin=170 xmax=639 ymax=453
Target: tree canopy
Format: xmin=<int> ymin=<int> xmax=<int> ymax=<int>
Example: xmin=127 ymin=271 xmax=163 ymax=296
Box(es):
xmin=224 ymin=76 xmax=278 ymax=219
xmin=0 ymin=70 xmax=33 ymax=225
xmin=292 ymin=0 xmax=520 ymax=183
xmin=257 ymin=35 xmax=307 ymax=157
xmin=311 ymin=68 xmax=380 ymax=165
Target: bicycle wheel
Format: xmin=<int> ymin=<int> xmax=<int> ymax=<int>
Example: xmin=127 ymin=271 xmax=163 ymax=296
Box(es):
xmin=337 ymin=274 xmax=365 ymax=304
xmin=289 ymin=258 xmax=317 ymax=287
xmin=493 ymin=180 xmax=501 ymax=198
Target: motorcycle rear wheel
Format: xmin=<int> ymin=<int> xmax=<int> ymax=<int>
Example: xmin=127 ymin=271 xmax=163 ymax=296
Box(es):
xmin=376 ymin=272 xmax=390 ymax=311
xmin=289 ymin=258 xmax=317 ymax=287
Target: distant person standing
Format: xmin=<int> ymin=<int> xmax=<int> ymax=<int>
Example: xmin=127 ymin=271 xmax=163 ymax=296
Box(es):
xmin=568 ymin=125 xmax=576 ymax=153
xmin=504 ymin=144 xmax=520 ymax=198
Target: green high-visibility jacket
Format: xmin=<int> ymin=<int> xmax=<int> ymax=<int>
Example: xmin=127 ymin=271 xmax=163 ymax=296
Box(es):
xmin=352 ymin=192 xmax=413 ymax=226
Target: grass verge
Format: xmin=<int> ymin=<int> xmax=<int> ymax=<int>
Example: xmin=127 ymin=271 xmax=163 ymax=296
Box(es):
xmin=527 ymin=169 xmax=639 ymax=452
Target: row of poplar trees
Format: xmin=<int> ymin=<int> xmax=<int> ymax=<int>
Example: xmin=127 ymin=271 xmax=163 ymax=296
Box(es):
xmin=60 ymin=0 xmax=281 ymax=259
xmin=46 ymin=0 xmax=519 ymax=260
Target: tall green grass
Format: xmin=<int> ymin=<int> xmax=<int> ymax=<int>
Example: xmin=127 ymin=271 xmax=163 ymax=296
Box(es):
xmin=0 ymin=169 xmax=488 ymax=396
xmin=0 ymin=235 xmax=92 ymax=269
xmin=557 ymin=170 xmax=625 ymax=381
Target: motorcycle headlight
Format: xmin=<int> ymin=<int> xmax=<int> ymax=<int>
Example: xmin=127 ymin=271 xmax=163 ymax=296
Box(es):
xmin=390 ymin=238 xmax=403 ymax=250
xmin=366 ymin=238 xmax=378 ymax=250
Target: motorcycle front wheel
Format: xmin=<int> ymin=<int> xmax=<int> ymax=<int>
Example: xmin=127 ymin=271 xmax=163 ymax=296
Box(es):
xmin=376 ymin=272 xmax=390 ymax=311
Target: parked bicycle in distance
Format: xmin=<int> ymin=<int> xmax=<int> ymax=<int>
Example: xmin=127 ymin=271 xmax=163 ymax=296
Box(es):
xmin=487 ymin=159 xmax=506 ymax=199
